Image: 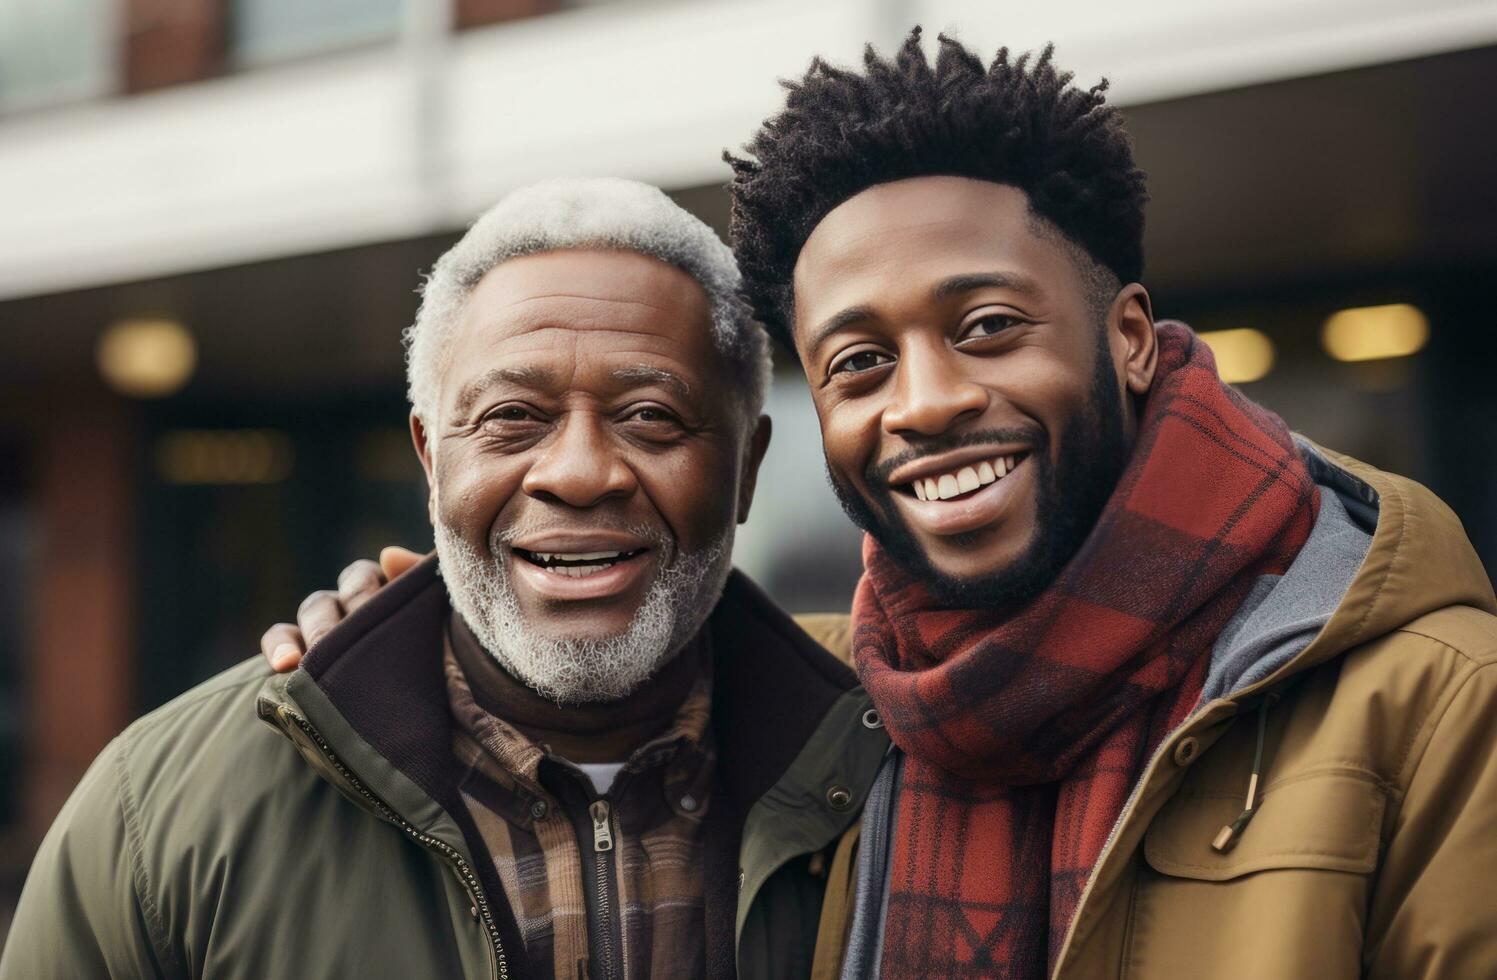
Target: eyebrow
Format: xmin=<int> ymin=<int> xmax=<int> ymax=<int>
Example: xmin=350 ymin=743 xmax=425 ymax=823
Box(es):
xmin=452 ymin=365 xmax=555 ymax=417
xmin=806 ymin=306 xmax=877 ymax=354
xmin=931 ymin=271 xmax=1042 ymax=300
xmin=805 ymin=271 xmax=1044 ymax=353
xmin=450 ymin=363 xmax=694 ymax=418
xmin=609 ymin=365 xmax=693 ymax=400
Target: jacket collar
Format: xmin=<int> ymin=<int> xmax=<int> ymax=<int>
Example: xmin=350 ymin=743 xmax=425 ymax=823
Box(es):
xmin=283 ymin=556 xmax=862 ymax=816
xmin=260 ymin=556 xmax=869 ymax=978
xmin=707 ymin=569 xmax=860 ymax=806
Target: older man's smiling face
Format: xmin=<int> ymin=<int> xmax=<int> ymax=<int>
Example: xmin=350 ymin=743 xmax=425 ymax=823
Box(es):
xmin=415 ymin=248 xmax=768 ymax=698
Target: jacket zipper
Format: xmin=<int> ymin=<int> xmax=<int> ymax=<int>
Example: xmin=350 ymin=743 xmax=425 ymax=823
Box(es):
xmin=1054 ymin=690 xmax=1287 ymax=975
xmin=1051 ymin=697 xmax=1249 ymax=977
xmin=273 ymin=703 xmax=510 ymax=979
xmin=1048 ymin=732 xmax=1176 ymax=978
xmin=589 ymin=799 xmax=622 ymax=980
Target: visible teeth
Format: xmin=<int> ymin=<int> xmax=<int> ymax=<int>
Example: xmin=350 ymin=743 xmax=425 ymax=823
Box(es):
xmin=546 ymin=563 xmax=609 ymax=577
xmin=909 ymin=453 xmax=1027 ymax=502
xmin=530 ymin=550 xmax=625 ymax=562
xmin=525 ymin=548 xmax=636 ymax=573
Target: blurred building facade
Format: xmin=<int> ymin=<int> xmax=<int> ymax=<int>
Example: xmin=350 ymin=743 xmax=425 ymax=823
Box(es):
xmin=2 ymin=0 xmax=1496 ymax=939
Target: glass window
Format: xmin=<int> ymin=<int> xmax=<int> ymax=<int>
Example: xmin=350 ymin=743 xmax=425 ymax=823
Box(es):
xmin=0 ymin=0 xmax=114 ymax=114
xmin=0 ymin=440 xmax=29 ymax=833
xmin=229 ymin=0 xmax=402 ymax=68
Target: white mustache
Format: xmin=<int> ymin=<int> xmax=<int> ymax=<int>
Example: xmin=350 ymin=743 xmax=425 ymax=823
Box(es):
xmin=491 ymin=520 xmax=674 ymax=557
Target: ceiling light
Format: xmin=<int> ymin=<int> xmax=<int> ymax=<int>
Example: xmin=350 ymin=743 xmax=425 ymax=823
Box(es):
xmin=1197 ymin=328 xmax=1274 ymax=384
xmin=96 ymin=317 xmax=197 ymax=398
xmin=156 ymin=430 xmax=294 ymax=485
xmin=1322 ymin=304 xmax=1428 ymax=362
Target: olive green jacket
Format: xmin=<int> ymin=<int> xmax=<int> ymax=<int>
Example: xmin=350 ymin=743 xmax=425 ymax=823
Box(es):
xmin=0 ymin=567 xmax=887 ymax=980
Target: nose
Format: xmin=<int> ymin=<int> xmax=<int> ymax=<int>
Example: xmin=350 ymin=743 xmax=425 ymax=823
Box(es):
xmin=881 ymin=343 xmax=989 ymax=437
xmin=521 ymin=413 xmax=637 ymax=507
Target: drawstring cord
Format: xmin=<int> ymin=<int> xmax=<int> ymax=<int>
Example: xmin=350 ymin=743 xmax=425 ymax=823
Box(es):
xmin=1211 ymin=693 xmax=1277 ymax=853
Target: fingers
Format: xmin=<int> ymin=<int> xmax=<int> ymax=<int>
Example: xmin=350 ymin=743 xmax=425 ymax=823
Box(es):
xmin=266 ymin=550 xmax=421 ymax=674
xmin=380 ymin=546 xmax=423 ymax=581
xmin=337 ymin=559 xmax=385 ymax=614
xmin=297 ymin=589 xmax=345 ymax=649
xmin=261 ymin=622 xmax=305 ymax=673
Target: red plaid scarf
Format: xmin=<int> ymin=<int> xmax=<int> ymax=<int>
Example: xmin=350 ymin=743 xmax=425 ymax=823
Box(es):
xmin=853 ymin=324 xmax=1319 ymax=978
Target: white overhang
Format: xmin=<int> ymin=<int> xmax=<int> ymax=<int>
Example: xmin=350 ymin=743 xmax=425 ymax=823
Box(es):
xmin=1 ymin=0 xmax=1494 ymax=301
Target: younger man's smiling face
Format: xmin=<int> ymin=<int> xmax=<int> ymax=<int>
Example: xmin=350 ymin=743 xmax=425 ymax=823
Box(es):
xmin=791 ymin=176 xmax=1157 ymax=607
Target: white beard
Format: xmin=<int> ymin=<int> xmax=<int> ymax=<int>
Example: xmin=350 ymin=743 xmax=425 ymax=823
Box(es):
xmin=434 ymin=518 xmax=733 ymax=704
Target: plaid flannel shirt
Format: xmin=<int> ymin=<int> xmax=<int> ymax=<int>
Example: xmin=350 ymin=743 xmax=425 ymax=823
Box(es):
xmin=444 ymin=641 xmax=715 ymax=980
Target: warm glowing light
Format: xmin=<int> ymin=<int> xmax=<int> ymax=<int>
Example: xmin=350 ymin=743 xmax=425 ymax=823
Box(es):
xmin=1197 ymin=328 xmax=1275 ymax=384
xmin=1322 ymin=304 xmax=1429 ymax=362
xmin=156 ymin=430 xmax=294 ymax=485
xmin=357 ymin=428 xmax=423 ymax=482
xmin=96 ymin=317 xmax=197 ymax=398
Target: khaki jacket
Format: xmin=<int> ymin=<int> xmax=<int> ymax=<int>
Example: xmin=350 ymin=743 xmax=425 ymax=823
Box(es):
xmin=816 ymin=448 xmax=1497 ymax=979
xmin=1054 ymin=448 xmax=1497 ymax=978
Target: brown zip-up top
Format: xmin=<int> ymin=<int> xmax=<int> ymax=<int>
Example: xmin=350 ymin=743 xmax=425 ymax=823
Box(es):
xmin=446 ymin=624 xmax=716 ymax=980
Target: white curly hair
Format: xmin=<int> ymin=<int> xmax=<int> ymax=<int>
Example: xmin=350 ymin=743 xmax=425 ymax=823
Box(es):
xmin=405 ymin=177 xmax=771 ymax=429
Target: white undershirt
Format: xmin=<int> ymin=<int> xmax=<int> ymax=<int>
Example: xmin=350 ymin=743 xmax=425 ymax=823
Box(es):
xmin=576 ymin=761 xmax=626 ymax=796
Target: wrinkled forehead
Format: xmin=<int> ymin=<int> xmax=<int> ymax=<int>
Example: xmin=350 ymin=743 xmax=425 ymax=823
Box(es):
xmin=440 ymin=248 xmax=725 ymax=407
xmin=465 ymin=247 xmax=712 ymax=330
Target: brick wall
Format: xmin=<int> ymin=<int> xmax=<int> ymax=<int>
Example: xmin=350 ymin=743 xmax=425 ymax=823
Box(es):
xmin=125 ymin=0 xmax=226 ymax=93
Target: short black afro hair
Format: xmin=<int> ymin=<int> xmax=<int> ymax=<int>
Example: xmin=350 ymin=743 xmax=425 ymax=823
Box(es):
xmin=726 ymin=28 xmax=1148 ymax=351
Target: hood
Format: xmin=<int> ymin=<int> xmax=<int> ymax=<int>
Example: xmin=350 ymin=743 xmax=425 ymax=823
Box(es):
xmin=1231 ymin=442 xmax=1496 ymax=699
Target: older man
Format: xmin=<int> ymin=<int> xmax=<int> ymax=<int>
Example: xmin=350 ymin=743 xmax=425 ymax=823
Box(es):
xmin=0 ymin=180 xmax=887 ymax=980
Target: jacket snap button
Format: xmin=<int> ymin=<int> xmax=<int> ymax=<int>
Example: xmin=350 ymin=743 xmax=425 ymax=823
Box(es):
xmin=529 ymin=800 xmax=549 ymax=821
xmin=861 ymin=709 xmax=883 ymax=730
xmin=1173 ymin=737 xmax=1200 ymax=766
xmin=826 ymin=785 xmax=853 ymax=810
xmin=469 ymin=905 xmax=479 ymax=920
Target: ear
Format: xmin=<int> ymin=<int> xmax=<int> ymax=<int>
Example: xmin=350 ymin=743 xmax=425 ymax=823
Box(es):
xmin=411 ymin=411 xmax=439 ymax=525
xmin=1111 ymin=283 xmax=1158 ymax=397
xmin=736 ymin=415 xmax=773 ymax=524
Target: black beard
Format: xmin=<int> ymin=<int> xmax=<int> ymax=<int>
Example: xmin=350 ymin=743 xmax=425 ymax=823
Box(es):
xmin=828 ymin=329 xmax=1130 ymax=612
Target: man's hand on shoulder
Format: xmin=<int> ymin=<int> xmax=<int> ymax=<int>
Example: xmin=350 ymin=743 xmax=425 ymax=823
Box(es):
xmin=260 ymin=546 xmax=423 ymax=672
